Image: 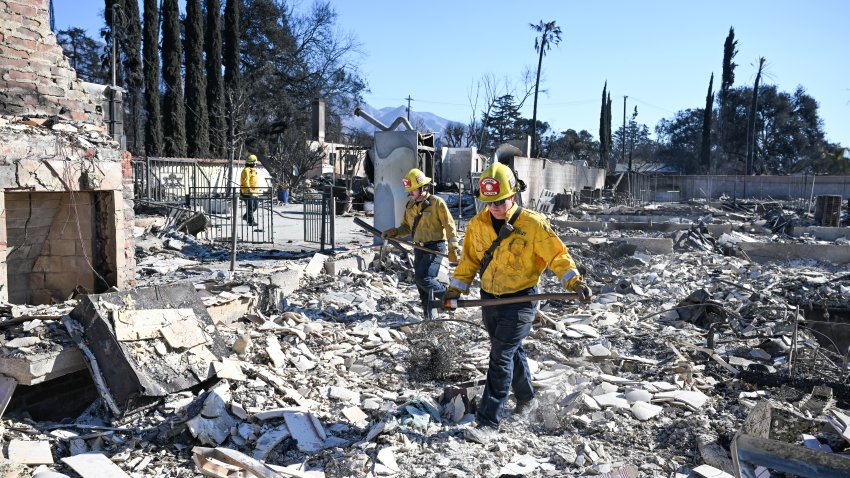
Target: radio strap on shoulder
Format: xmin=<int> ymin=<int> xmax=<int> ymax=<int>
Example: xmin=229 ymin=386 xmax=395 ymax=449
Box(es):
xmin=478 ymin=206 xmax=523 ymax=277
xmin=410 ymin=197 xmax=431 ymax=241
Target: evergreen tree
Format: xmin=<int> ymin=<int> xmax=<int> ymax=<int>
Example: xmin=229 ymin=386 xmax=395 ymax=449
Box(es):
xmin=161 ymin=0 xmax=187 ymax=157
xmin=719 ymin=27 xmax=737 ymax=163
xmin=606 ymin=91 xmax=613 ymax=171
xmin=205 ymin=0 xmax=226 ymax=158
xmin=120 ymin=0 xmax=143 ymax=154
xmin=224 ymin=0 xmax=241 ymax=159
xmin=485 ymin=95 xmax=524 ymax=150
xmin=56 ymin=28 xmax=109 ymax=83
xmin=700 ymin=73 xmax=714 ymax=173
xmin=142 ymin=0 xmax=162 ymax=156
xmin=599 ymin=81 xmax=608 ymax=170
xmin=185 ymin=0 xmax=209 ymax=157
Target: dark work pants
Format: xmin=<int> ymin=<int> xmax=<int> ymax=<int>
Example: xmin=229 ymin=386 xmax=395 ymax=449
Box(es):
xmin=242 ymin=195 xmax=258 ymax=224
xmin=476 ymin=286 xmax=538 ymax=428
xmin=413 ymin=241 xmax=447 ymax=320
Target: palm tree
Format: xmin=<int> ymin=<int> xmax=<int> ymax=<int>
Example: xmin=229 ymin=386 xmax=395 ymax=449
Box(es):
xmin=529 ymin=20 xmax=562 ymax=158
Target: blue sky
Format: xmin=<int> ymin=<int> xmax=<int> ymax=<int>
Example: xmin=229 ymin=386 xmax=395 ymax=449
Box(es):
xmin=53 ymin=0 xmax=850 ymax=147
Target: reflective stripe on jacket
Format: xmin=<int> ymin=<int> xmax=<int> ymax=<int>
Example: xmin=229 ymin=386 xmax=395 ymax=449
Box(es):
xmin=450 ymin=202 xmax=580 ymax=295
xmin=240 ymin=167 xmax=259 ymax=196
xmin=394 ymin=193 xmax=459 ymax=245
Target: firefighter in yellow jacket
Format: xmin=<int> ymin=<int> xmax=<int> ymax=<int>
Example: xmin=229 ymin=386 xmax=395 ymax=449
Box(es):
xmin=240 ymin=154 xmax=260 ymax=226
xmin=382 ymin=168 xmax=460 ymax=320
xmin=445 ymin=162 xmax=592 ymax=444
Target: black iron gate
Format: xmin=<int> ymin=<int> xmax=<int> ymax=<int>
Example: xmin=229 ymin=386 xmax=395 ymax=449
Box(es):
xmin=303 ymin=189 xmax=335 ymax=251
xmin=187 ymin=186 xmax=274 ymax=244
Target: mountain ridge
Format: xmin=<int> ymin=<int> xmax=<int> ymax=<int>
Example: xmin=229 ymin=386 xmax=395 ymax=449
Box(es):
xmin=342 ymin=103 xmax=455 ymax=135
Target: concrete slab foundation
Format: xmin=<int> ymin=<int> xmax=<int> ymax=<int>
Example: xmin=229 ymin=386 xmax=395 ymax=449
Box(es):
xmin=565 ymin=236 xmax=674 ymax=255
xmin=739 ymin=243 xmax=850 ymax=264
xmin=554 ymin=219 xmax=731 ymax=236
xmin=789 ymin=226 xmax=850 ymax=242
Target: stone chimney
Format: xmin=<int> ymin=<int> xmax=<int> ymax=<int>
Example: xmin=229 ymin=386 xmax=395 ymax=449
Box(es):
xmin=0 ymin=0 xmax=135 ymax=305
xmin=0 ymin=0 xmax=101 ymax=123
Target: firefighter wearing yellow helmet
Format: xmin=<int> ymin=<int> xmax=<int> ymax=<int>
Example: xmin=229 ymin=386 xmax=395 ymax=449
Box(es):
xmin=240 ymin=154 xmax=260 ymax=226
xmin=381 ymin=168 xmax=460 ymax=320
xmin=445 ymin=162 xmax=592 ymax=444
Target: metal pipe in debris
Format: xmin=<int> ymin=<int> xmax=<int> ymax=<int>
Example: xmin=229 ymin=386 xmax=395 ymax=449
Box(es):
xmin=446 ymin=292 xmax=581 ymax=309
xmin=354 ymin=217 xmax=451 ymax=259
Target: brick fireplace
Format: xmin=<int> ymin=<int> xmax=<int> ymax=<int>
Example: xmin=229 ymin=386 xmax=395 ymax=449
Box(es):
xmin=0 ymin=0 xmax=134 ymax=304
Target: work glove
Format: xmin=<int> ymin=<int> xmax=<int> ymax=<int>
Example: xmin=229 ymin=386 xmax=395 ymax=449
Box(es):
xmin=448 ymin=247 xmax=461 ymax=264
xmin=381 ymin=228 xmax=398 ymax=240
xmin=571 ymin=279 xmax=593 ymax=304
xmin=442 ymin=286 xmax=462 ymax=309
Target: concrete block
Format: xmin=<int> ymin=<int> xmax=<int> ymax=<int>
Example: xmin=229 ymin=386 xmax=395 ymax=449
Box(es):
xmin=206 ymin=296 xmax=254 ymax=326
xmin=6 ymin=439 xmax=54 ymax=465
xmin=739 ymin=243 xmax=850 ymax=265
xmin=304 ymin=253 xmax=329 ymax=277
xmin=268 ymin=267 xmax=304 ymax=296
xmin=324 ymin=251 xmax=376 ymax=276
xmin=0 ymin=347 xmax=86 ymax=385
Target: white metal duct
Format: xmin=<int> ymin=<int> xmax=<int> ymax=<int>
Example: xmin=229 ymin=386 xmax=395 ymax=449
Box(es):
xmin=371 ymin=130 xmax=420 ymax=235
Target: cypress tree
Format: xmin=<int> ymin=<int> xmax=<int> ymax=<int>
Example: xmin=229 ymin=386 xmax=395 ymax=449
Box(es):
xmin=161 ymin=0 xmax=187 ymax=157
xmin=599 ymin=81 xmax=608 ymax=169
xmin=606 ymin=92 xmax=613 ymax=171
xmin=719 ymin=27 xmax=737 ymax=165
xmin=120 ymin=0 xmax=143 ymax=154
xmin=205 ymin=0 xmax=225 ymax=158
xmin=223 ymin=0 xmax=241 ymax=158
xmin=701 ymin=73 xmax=714 ymax=173
xmin=142 ymin=0 xmax=162 ymax=156
xmin=185 ymin=0 xmax=209 ymax=157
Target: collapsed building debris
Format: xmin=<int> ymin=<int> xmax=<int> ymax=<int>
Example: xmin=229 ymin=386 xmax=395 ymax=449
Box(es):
xmin=4 ymin=5 xmax=850 ymax=475
xmin=3 ymin=198 xmax=850 ymax=476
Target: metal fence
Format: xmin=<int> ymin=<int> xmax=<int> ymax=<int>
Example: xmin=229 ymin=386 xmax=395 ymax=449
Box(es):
xmin=187 ymin=186 xmax=274 ymax=244
xmin=132 ymin=157 xmax=218 ymax=204
xmin=303 ymin=189 xmax=335 ymax=251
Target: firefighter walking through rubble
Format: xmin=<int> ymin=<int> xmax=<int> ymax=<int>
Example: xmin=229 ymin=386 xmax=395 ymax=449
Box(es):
xmin=444 ymin=162 xmax=592 ymax=444
xmin=382 ymin=168 xmax=461 ymax=320
xmin=240 ymin=154 xmax=260 ymax=226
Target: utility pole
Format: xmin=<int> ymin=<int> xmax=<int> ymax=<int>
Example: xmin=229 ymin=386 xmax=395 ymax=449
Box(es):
xmin=405 ymin=95 xmax=413 ymax=120
xmin=621 ymin=95 xmax=627 ymax=169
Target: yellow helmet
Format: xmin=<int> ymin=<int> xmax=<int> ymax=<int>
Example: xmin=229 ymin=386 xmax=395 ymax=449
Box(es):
xmin=478 ymin=162 xmax=519 ymax=202
xmin=402 ymin=168 xmax=431 ymax=192
xmin=246 ymin=154 xmax=257 ymax=166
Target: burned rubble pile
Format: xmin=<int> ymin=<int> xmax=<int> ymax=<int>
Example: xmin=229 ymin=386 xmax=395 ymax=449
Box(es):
xmin=2 ymin=205 xmax=850 ymax=477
